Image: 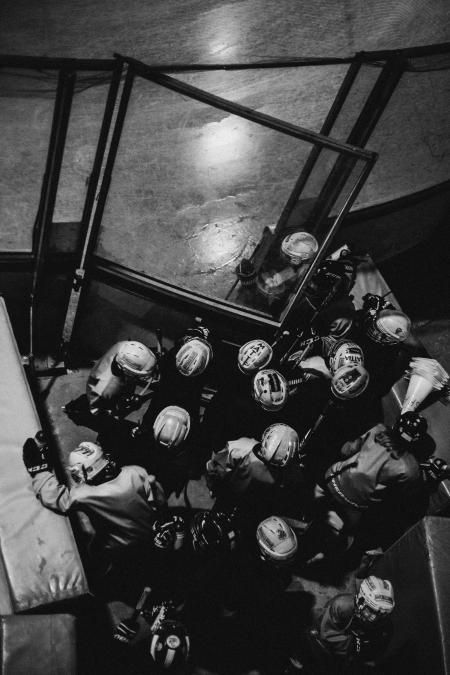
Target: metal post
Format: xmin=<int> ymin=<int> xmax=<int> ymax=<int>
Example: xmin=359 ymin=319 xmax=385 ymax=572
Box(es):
xmin=68 ymin=62 xmax=135 ymax=344
xmin=306 ymin=55 xmax=406 ymax=240
xmin=60 ymin=60 xmax=124 ymax=349
xmin=272 ymin=55 xmax=364 ymax=241
xmin=28 ymin=69 xmax=76 ymax=366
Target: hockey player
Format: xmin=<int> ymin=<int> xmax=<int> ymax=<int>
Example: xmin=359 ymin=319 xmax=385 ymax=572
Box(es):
xmin=316 ymin=576 xmax=395 ymax=663
xmin=131 ymin=324 xmax=212 ymax=474
xmin=22 ymin=436 xmax=166 ymax=568
xmin=286 ymin=576 xmax=395 ymax=672
xmin=205 ymin=425 xmax=306 ymax=521
xmin=86 ymin=340 xmax=159 ymax=417
xmin=324 ymin=412 xmax=427 ymax=522
xmin=353 ymin=293 xmax=416 ymax=399
xmin=144 ymin=406 xmax=194 ymax=498
xmin=142 ymin=324 xmax=212 ymax=429
xmin=297 ymin=413 xmax=429 ymax=564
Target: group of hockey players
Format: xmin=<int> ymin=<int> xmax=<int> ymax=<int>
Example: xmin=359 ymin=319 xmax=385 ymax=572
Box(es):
xmin=22 ymin=247 xmax=449 ymax=674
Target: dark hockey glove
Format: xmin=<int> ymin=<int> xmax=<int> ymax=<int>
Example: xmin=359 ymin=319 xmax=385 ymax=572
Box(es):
xmin=420 ymin=456 xmax=450 ymax=483
xmin=23 ymin=432 xmax=51 ymax=477
xmin=113 ymin=619 xmax=138 ymax=644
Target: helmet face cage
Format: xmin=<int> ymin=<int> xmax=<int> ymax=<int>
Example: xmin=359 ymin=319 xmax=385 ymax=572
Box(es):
xmin=355 ymin=576 xmax=395 ymax=624
xmin=259 ymin=424 xmax=299 ymax=467
xmin=115 ymin=341 xmax=157 ymax=380
xmin=184 ymin=326 xmax=210 ymax=342
xmin=238 ymin=340 xmax=273 ymax=374
xmin=176 ymin=338 xmax=212 ymax=377
xmin=256 ymin=516 xmax=298 ymax=565
xmin=68 ymin=442 xmax=106 ymax=483
xmin=331 ymin=364 xmax=369 ymax=400
xmin=252 ymin=369 xmax=288 ymax=411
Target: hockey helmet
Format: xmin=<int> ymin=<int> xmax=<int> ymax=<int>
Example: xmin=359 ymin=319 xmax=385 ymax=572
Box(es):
xmin=256 ymin=516 xmax=298 ymax=565
xmin=327 ymin=340 xmax=364 ymax=374
xmin=152 ymin=516 xmax=186 ymax=551
xmin=355 ymin=576 xmax=395 ymax=624
xmin=68 ymin=441 xmax=107 ymax=483
xmin=254 ymin=423 xmax=299 ymax=467
xmin=115 ymin=341 xmax=157 ymax=380
xmin=366 ymin=309 xmax=411 ymax=345
xmin=191 ymin=510 xmax=238 ymax=553
xmin=238 ymin=339 xmax=273 ymax=374
xmin=252 ymin=369 xmax=288 ymax=411
xmin=175 ymin=338 xmax=212 ymax=377
xmin=150 ymin=618 xmax=190 ymax=670
xmin=393 ymin=412 xmax=428 ymax=444
xmin=331 ymin=363 xmax=369 ymax=400
xmin=153 ymin=406 xmax=191 ymax=449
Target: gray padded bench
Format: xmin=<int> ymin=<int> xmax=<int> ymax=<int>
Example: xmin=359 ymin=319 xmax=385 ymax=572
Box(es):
xmin=0 ymin=297 xmax=88 ymax=613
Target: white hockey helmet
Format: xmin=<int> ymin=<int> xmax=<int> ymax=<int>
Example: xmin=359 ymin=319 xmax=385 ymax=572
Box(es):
xmin=256 ymin=516 xmax=298 ymax=564
xmin=252 ymin=369 xmax=288 ymax=411
xmin=238 ymin=339 xmax=273 ymax=374
xmin=115 ymin=341 xmax=157 ymax=380
xmin=328 ymin=340 xmax=364 ymax=375
xmin=355 ymin=576 xmax=395 ymax=624
xmin=175 ymin=338 xmax=212 ymax=377
xmin=331 ymin=363 xmax=370 ymax=400
xmin=366 ymin=309 xmax=411 ymax=345
xmin=153 ymin=406 xmax=191 ymax=449
xmin=68 ymin=441 xmax=107 ymax=483
xmin=255 ymin=424 xmax=299 ymax=467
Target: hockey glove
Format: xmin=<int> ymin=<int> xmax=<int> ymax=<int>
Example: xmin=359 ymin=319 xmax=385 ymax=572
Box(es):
xmin=23 ymin=433 xmax=51 ymax=477
xmin=113 ymin=619 xmax=138 ymax=644
xmin=420 ymin=456 xmax=450 ymax=483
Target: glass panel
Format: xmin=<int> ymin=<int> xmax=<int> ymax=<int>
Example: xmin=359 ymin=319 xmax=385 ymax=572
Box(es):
xmin=355 ymin=56 xmax=450 ymax=207
xmin=176 ymin=65 xmax=349 ymax=132
xmin=227 ymin=151 xmax=367 ymax=320
xmin=325 ymin=63 xmax=381 ymax=141
xmin=0 ymin=68 xmax=55 ymax=251
xmin=95 ymin=76 xmax=336 ymax=317
xmin=53 ymin=71 xmax=112 ymax=223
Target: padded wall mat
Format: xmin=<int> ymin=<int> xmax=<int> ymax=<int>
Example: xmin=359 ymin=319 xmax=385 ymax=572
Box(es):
xmin=0 ymin=297 xmax=88 ymax=612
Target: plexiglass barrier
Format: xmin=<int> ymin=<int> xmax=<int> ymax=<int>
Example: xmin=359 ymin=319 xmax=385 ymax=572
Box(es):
xmin=93 ymin=57 xmax=375 ymax=323
xmin=0 ymin=68 xmax=55 ymax=251
xmin=0 ymin=64 xmax=114 ymax=253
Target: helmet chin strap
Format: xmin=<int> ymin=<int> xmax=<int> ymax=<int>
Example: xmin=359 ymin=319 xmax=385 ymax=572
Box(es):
xmin=87 ymin=457 xmax=119 ymax=485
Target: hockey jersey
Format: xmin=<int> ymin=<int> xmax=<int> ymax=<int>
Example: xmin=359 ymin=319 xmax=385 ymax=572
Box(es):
xmin=325 ymin=423 xmax=421 ymax=509
xmin=32 ymin=465 xmax=165 ymax=552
